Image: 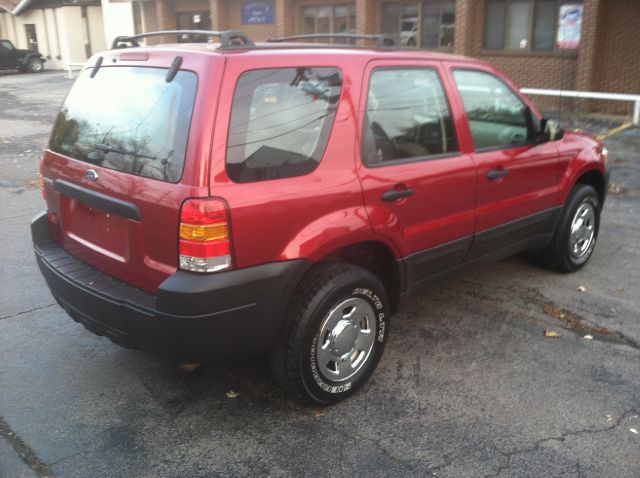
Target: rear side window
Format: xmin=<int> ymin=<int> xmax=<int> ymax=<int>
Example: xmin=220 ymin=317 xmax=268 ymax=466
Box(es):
xmin=362 ymin=67 xmax=458 ymax=166
xmin=50 ymin=67 xmax=197 ymax=183
xmin=452 ymin=69 xmax=530 ymax=150
xmin=226 ymin=67 xmax=342 ymax=183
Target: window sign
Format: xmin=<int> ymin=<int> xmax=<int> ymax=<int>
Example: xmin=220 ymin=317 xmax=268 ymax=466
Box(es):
xmin=242 ymin=1 xmax=275 ymax=24
xmin=556 ymin=4 xmax=583 ymax=49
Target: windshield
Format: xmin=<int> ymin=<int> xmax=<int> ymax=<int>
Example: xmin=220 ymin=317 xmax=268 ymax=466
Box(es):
xmin=50 ymin=66 xmax=197 ymax=183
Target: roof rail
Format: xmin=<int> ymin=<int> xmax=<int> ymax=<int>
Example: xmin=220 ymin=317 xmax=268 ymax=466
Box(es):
xmin=111 ymin=30 xmax=254 ymax=50
xmin=267 ymin=33 xmax=396 ymax=47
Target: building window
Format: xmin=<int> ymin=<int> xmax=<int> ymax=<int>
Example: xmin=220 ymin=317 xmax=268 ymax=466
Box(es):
xmin=484 ymin=0 xmax=583 ymax=51
xmin=382 ymin=1 xmax=455 ymax=49
xmin=176 ymin=12 xmax=211 ymax=43
xmin=302 ymin=5 xmax=357 ymax=42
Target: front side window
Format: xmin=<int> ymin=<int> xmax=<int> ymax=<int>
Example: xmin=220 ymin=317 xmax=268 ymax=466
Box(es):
xmin=0 ymin=40 xmax=13 ymax=50
xmin=453 ymin=69 xmax=531 ymax=150
xmin=363 ymin=68 xmax=458 ymax=165
xmin=382 ymin=1 xmax=455 ymax=49
xmin=226 ymin=67 xmax=342 ymax=183
xmin=50 ymin=67 xmax=197 ymax=183
xmin=484 ymin=0 xmax=584 ymax=51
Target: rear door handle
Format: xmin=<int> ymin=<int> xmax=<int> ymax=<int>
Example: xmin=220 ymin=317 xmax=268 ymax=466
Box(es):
xmin=382 ymin=188 xmax=414 ymax=202
xmin=487 ymin=168 xmax=509 ymax=180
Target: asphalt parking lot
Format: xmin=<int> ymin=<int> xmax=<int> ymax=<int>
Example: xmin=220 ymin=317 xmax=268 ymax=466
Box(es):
xmin=1 ymin=71 xmax=639 ymax=478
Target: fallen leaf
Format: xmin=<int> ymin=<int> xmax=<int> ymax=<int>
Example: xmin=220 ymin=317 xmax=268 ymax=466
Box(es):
xmin=606 ymin=414 xmax=613 ymax=422
xmin=630 ymin=428 xmax=638 ymax=435
xmin=583 ymin=335 xmax=594 ymax=340
xmin=177 ymin=362 xmax=201 ymax=373
xmin=544 ymin=329 xmax=560 ymax=338
xmin=226 ymin=390 xmax=239 ymax=399
xmin=314 ymin=412 xmax=325 ymax=418
xmin=577 ymin=286 xmax=587 ymax=292
xmin=608 ymin=183 xmax=623 ymax=195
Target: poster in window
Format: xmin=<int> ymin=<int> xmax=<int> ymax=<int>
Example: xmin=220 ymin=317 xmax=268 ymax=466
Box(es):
xmin=556 ymin=4 xmax=583 ymax=49
xmin=242 ymin=1 xmax=275 ymax=24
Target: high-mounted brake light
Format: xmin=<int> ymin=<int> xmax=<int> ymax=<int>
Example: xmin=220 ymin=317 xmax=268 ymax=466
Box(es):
xmin=179 ymin=198 xmax=233 ymax=273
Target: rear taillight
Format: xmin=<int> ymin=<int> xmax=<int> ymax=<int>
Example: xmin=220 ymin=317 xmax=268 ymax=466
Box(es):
xmin=179 ymin=198 xmax=233 ymax=273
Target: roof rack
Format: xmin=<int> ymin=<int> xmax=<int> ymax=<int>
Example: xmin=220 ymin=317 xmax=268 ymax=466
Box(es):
xmin=267 ymin=33 xmax=396 ymax=47
xmin=110 ymin=30 xmax=255 ymax=50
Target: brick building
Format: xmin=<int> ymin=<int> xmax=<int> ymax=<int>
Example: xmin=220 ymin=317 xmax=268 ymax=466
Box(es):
xmin=138 ymin=0 xmax=639 ymax=115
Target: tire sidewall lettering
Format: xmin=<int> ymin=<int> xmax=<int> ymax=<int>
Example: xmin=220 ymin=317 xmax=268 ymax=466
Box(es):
xmin=352 ymin=287 xmax=386 ymax=343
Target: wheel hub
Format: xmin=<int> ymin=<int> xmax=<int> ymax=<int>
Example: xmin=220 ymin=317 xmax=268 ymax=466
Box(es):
xmin=329 ymin=319 xmax=359 ymax=356
xmin=316 ymin=297 xmax=376 ymax=382
xmin=569 ymin=202 xmax=596 ymax=259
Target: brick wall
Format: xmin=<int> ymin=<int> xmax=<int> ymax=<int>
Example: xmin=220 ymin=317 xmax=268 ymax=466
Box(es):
xmin=592 ymin=0 xmax=640 ymax=114
xmin=143 ymin=0 xmax=637 ymax=116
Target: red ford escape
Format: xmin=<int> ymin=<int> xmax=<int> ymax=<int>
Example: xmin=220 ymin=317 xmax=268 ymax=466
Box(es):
xmin=32 ymin=30 xmax=609 ymax=404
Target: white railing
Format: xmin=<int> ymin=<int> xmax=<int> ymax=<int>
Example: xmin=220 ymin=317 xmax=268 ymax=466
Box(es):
xmin=521 ymin=88 xmax=640 ymax=126
xmin=65 ymin=62 xmax=85 ymax=79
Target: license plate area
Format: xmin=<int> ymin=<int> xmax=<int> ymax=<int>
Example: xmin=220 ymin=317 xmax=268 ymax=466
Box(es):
xmin=63 ymin=199 xmax=130 ymax=262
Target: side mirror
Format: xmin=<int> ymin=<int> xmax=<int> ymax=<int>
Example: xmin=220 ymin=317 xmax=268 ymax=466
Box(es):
xmin=542 ymin=118 xmax=564 ymax=142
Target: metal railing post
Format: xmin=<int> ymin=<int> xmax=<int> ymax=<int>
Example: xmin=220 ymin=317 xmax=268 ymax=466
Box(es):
xmin=634 ymin=100 xmax=640 ymax=126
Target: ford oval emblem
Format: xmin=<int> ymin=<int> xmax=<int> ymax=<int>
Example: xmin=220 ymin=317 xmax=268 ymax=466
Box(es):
xmin=85 ymin=169 xmax=99 ymax=181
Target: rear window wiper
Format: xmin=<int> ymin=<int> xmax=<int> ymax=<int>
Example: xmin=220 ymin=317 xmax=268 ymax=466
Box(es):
xmin=95 ymin=143 xmax=157 ymax=160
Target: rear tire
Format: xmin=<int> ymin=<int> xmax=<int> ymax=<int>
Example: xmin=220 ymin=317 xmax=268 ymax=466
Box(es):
xmin=270 ymin=263 xmax=390 ymax=405
xmin=27 ymin=58 xmax=43 ymax=73
xmin=539 ymin=184 xmax=600 ymax=272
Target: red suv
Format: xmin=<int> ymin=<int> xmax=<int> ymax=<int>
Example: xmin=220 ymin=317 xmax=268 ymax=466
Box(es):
xmin=32 ymin=31 xmax=608 ymax=404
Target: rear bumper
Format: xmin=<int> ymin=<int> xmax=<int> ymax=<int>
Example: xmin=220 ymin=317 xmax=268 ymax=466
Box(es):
xmin=31 ymin=211 xmax=310 ymax=362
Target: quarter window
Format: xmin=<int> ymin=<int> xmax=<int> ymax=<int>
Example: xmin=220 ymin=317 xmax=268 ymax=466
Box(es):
xmin=362 ymin=68 xmax=458 ymax=165
xmin=226 ymin=67 xmax=342 ymax=183
xmin=453 ymin=69 xmax=531 ymax=150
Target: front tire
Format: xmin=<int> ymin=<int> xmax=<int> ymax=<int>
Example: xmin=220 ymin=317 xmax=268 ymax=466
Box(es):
xmin=540 ymin=183 xmax=601 ymax=272
xmin=270 ymin=263 xmax=390 ymax=405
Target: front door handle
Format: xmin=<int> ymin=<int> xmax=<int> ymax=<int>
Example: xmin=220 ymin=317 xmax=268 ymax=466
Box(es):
xmin=382 ymin=188 xmax=414 ymax=202
xmin=487 ymin=168 xmax=509 ymax=180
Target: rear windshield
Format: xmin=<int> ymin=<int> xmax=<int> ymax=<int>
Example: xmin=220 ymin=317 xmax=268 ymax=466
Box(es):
xmin=50 ymin=66 xmax=197 ymax=183
xmin=226 ymin=67 xmax=342 ymax=183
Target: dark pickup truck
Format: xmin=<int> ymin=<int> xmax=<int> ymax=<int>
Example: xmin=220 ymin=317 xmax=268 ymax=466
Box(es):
xmin=0 ymin=39 xmax=45 ymax=72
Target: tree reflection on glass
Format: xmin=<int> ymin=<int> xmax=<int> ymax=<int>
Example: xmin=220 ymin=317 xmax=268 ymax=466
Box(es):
xmin=50 ymin=67 xmax=197 ymax=183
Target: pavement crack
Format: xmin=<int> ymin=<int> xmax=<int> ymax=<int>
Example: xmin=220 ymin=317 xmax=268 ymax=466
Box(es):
xmin=454 ymin=280 xmax=640 ymax=353
xmin=0 ymin=213 xmax=30 ymax=222
xmin=485 ymin=408 xmax=640 ymax=477
xmin=0 ymin=417 xmax=55 ymax=477
xmin=323 ymin=421 xmax=422 ymax=474
xmin=0 ymin=303 xmax=56 ymax=321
